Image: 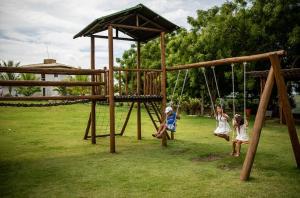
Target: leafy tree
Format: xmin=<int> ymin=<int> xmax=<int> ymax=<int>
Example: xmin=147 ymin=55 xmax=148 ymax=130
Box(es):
xmin=117 ymin=0 xmax=300 ymax=111
xmin=16 ymin=73 xmax=41 ymax=96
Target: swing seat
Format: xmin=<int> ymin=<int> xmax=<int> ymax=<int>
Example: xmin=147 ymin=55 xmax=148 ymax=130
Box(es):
xmin=166 ymin=123 xmax=176 ymax=132
xmin=232 ymin=139 xmax=249 ymax=144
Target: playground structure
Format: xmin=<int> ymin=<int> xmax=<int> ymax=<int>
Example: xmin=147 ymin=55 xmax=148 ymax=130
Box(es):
xmin=0 ymin=4 xmax=299 ymax=181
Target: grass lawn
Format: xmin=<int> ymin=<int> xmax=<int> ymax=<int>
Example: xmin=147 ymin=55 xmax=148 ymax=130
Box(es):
xmin=0 ymin=103 xmax=300 ymax=197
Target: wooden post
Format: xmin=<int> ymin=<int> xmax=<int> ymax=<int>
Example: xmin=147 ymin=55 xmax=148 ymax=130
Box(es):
xmin=104 ymin=67 xmax=108 ymax=96
xmin=99 ymin=73 xmax=103 ymax=95
xmin=120 ymin=102 xmax=135 ymax=135
xmin=108 ymin=25 xmax=115 ymax=153
xmin=137 ymin=41 xmax=142 ymax=140
xmin=119 ymin=70 xmax=122 ymax=95
xmin=155 ymin=73 xmax=159 ymax=95
xmin=240 ymin=66 xmax=275 ymax=181
xmin=84 ymin=112 xmax=91 ymax=139
xmin=125 ymin=71 xmax=128 ymax=95
xmin=270 ymin=54 xmax=300 ymax=167
xmin=90 ymin=36 xmax=96 ymax=144
xmin=160 ymin=32 xmax=167 ymax=147
xmin=146 ymin=73 xmax=150 ymax=95
xmin=143 ymin=72 xmax=146 ymax=95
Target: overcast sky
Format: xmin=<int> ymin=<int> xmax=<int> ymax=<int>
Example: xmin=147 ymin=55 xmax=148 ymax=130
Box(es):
xmin=0 ymin=0 xmax=226 ymax=69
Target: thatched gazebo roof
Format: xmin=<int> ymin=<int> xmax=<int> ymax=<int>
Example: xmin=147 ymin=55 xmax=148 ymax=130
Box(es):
xmin=73 ymin=4 xmax=179 ymax=42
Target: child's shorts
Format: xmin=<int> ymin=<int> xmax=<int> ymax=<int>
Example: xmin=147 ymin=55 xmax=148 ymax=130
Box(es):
xmin=167 ymin=124 xmax=176 ymax=132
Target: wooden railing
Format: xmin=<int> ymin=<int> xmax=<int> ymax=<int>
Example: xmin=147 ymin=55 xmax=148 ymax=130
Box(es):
xmin=112 ymin=68 xmax=162 ymax=96
xmin=0 ymin=67 xmax=106 ymax=101
xmin=0 ymin=66 xmax=162 ymax=101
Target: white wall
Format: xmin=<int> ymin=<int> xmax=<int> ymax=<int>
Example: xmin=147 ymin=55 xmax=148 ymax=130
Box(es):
xmin=0 ymin=74 xmax=69 ymax=97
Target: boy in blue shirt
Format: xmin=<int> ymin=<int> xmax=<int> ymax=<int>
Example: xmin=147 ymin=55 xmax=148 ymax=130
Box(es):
xmin=152 ymin=106 xmax=180 ymax=138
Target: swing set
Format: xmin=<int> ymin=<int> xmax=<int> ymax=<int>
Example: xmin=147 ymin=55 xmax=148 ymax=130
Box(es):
xmin=201 ymin=62 xmax=249 ymax=140
xmin=0 ymin=4 xmax=299 ymax=181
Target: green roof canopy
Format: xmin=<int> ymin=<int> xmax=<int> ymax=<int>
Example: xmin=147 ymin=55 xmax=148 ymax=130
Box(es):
xmin=73 ymin=4 xmax=179 ymax=42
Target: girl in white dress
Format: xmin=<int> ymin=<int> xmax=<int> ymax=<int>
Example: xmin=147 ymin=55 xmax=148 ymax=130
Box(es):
xmin=232 ymin=114 xmax=249 ymax=157
xmin=214 ymin=105 xmax=230 ymax=141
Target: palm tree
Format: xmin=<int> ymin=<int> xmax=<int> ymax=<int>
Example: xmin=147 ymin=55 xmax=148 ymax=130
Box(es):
xmin=16 ymin=73 xmax=41 ymax=96
xmin=0 ymin=60 xmax=20 ymax=95
xmin=67 ymin=75 xmax=90 ymax=96
xmin=53 ymin=86 xmax=68 ymax=96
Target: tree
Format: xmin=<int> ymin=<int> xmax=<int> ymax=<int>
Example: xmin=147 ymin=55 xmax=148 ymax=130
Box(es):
xmin=117 ymin=0 xmax=300 ymax=110
xmin=53 ymin=86 xmax=68 ymax=96
xmin=0 ymin=60 xmax=20 ymax=96
xmin=66 ymin=75 xmax=90 ymax=95
xmin=16 ymin=73 xmax=41 ymax=96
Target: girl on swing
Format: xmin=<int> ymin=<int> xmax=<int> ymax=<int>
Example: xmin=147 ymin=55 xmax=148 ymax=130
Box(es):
xmin=231 ymin=114 xmax=249 ymax=157
xmin=214 ymin=105 xmax=230 ymax=141
xmin=152 ymin=105 xmax=180 ymax=138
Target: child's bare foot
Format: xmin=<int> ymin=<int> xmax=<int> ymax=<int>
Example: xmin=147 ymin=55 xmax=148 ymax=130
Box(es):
xmin=234 ymin=153 xmax=240 ymax=157
xmin=231 ymin=152 xmax=236 ymax=156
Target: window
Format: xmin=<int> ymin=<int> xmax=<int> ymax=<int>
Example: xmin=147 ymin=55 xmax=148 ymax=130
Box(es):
xmin=41 ymin=74 xmax=45 ymax=81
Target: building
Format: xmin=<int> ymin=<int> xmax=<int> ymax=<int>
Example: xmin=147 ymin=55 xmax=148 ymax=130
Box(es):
xmin=0 ymin=59 xmax=78 ymax=96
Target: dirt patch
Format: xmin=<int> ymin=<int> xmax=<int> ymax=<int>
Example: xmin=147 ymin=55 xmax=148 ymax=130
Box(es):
xmin=191 ymin=153 xmax=223 ymax=162
xmin=217 ymin=163 xmax=240 ymax=171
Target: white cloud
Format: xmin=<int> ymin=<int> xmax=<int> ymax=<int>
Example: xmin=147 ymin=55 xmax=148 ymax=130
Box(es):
xmin=0 ymin=0 xmax=226 ymax=68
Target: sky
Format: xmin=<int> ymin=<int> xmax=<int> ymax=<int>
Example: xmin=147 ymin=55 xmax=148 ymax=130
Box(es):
xmin=0 ymin=0 xmax=227 ymax=69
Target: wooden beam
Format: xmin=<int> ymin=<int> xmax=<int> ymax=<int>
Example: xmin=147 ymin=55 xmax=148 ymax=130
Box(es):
xmin=270 ymin=54 xmax=300 ymax=167
xmin=108 ymin=25 xmax=116 ymax=153
xmin=137 ymin=14 xmax=167 ymax=31
xmin=91 ymin=35 xmax=137 ymax=42
xmin=120 ymin=102 xmax=135 ymax=135
xmin=111 ymin=24 xmax=164 ymax=32
xmin=143 ymin=102 xmax=158 ymax=130
xmin=160 ymin=32 xmax=167 ymax=147
xmin=167 ymin=50 xmax=286 ymax=71
xmin=83 ymin=14 xmax=135 ymax=36
xmin=150 ymin=102 xmax=162 ymax=122
xmin=0 ymin=95 xmax=105 ymax=101
xmin=240 ymin=67 xmax=275 ymax=181
xmin=0 ymin=67 xmax=104 ymax=75
xmin=137 ymin=41 xmax=142 ymax=140
xmin=84 ymin=112 xmax=91 ymax=140
xmin=114 ymin=68 xmax=161 ymax=72
xmin=90 ymin=36 xmax=96 ymax=144
xmin=0 ymin=80 xmax=103 ymax=87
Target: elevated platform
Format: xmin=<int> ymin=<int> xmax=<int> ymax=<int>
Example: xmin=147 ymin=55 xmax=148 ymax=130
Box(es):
xmin=114 ymin=95 xmax=162 ymax=102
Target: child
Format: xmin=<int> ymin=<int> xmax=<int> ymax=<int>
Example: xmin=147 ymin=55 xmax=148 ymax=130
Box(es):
xmin=232 ymin=114 xmax=249 ymax=157
xmin=214 ymin=105 xmax=230 ymax=141
xmin=152 ymin=106 xmax=180 ymax=138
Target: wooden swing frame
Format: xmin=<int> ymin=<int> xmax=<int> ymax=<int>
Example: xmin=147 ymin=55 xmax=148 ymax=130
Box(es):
xmin=167 ymin=51 xmax=300 ymax=181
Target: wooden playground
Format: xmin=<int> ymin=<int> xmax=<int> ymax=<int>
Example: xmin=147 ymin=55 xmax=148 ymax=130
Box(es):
xmin=0 ymin=4 xmax=299 ymax=182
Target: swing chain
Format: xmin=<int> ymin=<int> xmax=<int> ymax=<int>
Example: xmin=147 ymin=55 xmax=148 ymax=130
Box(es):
xmin=202 ymin=67 xmax=216 ymax=114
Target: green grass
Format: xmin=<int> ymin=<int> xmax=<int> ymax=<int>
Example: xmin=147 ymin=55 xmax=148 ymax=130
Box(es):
xmin=0 ymin=104 xmax=300 ymax=197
